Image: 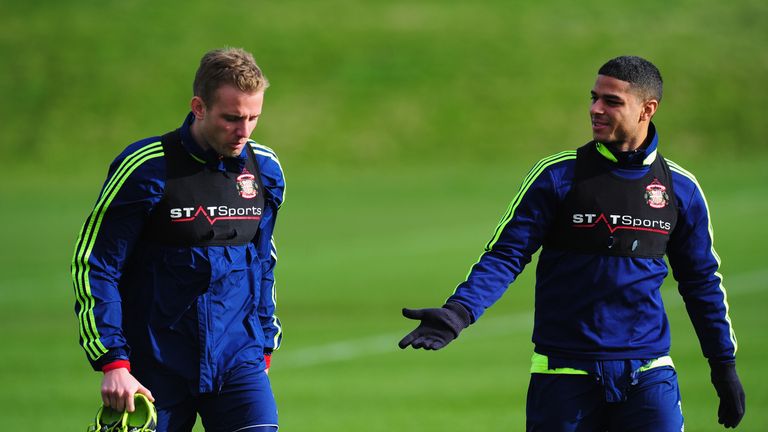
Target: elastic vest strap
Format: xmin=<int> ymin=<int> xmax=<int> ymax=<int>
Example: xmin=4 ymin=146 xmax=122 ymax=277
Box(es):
xmin=530 ymin=353 xmax=675 ymax=375
xmin=530 ymin=353 xmax=588 ymax=375
xmin=636 ymin=355 xmax=675 ymax=373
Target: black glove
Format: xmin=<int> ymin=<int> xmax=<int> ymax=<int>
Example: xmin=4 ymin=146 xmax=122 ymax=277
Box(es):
xmin=710 ymin=361 xmax=745 ymax=428
xmin=398 ymin=302 xmax=472 ymax=350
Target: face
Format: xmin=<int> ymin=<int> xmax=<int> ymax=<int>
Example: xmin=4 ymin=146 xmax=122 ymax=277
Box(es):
xmin=589 ymin=75 xmax=657 ymax=150
xmin=190 ymin=84 xmax=264 ymax=158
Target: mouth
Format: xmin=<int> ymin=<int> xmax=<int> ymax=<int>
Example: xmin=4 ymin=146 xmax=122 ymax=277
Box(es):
xmin=591 ymin=119 xmax=610 ymax=131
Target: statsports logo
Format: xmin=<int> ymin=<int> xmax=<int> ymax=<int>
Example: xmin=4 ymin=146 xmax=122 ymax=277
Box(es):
xmin=169 ymin=205 xmax=262 ymax=225
xmin=572 ymin=213 xmax=671 ymax=234
xmin=644 ymin=178 xmax=669 ymax=209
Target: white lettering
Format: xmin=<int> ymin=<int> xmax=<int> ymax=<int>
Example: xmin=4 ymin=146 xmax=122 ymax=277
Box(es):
xmin=170 ymin=205 xmax=263 ymax=220
xmin=571 ymin=211 xmax=672 ymax=232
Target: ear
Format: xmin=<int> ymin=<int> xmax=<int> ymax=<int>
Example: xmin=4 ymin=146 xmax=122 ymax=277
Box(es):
xmin=190 ymin=96 xmax=206 ymax=120
xmin=639 ymin=99 xmax=658 ymax=122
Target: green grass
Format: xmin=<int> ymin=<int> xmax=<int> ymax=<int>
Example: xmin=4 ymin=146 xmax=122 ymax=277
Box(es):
xmin=0 ymin=0 xmax=766 ymax=430
xmin=1 ymin=159 xmax=766 ymax=430
xmin=2 ymin=0 xmax=767 ymax=170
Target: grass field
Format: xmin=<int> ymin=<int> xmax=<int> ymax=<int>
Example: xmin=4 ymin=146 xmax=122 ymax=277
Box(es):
xmin=1 ymin=0 xmax=766 ymax=430
xmin=1 ymin=159 xmax=766 ymax=430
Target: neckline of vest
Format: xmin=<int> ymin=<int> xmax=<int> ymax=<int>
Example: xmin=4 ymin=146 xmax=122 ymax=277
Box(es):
xmin=595 ymin=142 xmax=658 ymax=166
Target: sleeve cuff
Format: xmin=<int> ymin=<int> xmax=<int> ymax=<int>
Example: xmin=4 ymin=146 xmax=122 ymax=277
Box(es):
xmin=102 ymin=360 xmax=131 ymax=373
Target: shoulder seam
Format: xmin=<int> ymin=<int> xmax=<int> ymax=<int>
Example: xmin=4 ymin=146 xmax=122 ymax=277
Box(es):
xmin=665 ymin=158 xmax=697 ymax=182
xmin=249 ymin=140 xmax=277 ymax=155
xmin=250 ymin=142 xmax=282 ymax=169
xmin=485 ymin=151 xmax=575 ymax=250
xmin=248 ymin=142 xmax=285 ymax=205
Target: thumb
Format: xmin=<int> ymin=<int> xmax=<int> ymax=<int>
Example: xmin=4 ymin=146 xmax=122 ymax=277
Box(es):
xmin=402 ymin=308 xmax=427 ymax=320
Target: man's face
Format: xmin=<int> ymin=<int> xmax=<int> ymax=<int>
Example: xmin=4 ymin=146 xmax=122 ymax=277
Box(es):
xmin=589 ymin=75 xmax=654 ymax=149
xmin=191 ymin=84 xmax=264 ymax=158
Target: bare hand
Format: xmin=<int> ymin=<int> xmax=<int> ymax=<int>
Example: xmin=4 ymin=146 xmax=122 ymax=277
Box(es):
xmin=101 ymin=368 xmax=154 ymax=412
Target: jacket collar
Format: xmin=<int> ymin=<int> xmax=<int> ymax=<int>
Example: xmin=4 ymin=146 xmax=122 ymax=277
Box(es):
xmin=179 ymin=112 xmax=248 ymax=173
xmin=595 ymin=122 xmax=659 ymax=167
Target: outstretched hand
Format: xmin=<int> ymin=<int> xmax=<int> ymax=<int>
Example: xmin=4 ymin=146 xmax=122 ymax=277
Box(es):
xmin=398 ymin=302 xmax=472 ymax=350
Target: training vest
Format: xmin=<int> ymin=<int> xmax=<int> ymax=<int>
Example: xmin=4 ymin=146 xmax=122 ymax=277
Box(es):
xmin=144 ymin=130 xmax=265 ymax=247
xmin=544 ymin=143 xmax=677 ymax=258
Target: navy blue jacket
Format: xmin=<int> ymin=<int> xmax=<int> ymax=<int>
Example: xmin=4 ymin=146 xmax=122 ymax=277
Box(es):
xmin=448 ymin=125 xmax=737 ymax=363
xmin=72 ymin=113 xmax=285 ymax=393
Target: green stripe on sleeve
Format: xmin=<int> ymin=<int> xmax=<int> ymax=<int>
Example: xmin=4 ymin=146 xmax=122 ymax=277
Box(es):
xmin=452 ymin=151 xmax=576 ymax=291
xmin=71 ymin=142 xmax=164 ymax=360
xmin=485 ymin=151 xmax=576 ymax=250
xmin=666 ymin=159 xmax=738 ymax=354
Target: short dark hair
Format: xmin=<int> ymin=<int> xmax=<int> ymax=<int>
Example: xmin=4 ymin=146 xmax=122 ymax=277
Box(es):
xmin=598 ymin=56 xmax=663 ymax=102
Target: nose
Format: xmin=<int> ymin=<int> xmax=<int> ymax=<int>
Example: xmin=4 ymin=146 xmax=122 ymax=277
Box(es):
xmin=234 ymin=120 xmax=250 ymax=138
xmin=590 ymin=99 xmax=603 ymax=116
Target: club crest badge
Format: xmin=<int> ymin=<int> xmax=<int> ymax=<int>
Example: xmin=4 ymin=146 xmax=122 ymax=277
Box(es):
xmin=644 ymin=178 xmax=669 ymax=209
xmin=236 ymin=171 xmax=258 ymax=199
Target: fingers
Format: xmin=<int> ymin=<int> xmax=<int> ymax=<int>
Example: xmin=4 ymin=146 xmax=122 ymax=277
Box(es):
xmin=398 ymin=331 xmax=417 ymax=349
xmin=102 ymin=393 xmax=112 ymax=409
xmin=718 ymin=399 xmax=745 ymax=427
xmin=402 ymin=308 xmax=427 ymax=320
xmin=400 ymin=308 xmax=428 ymax=349
xmin=410 ymin=335 xmax=445 ymax=350
xmin=412 ymin=337 xmax=430 ymax=350
xmin=399 ymin=330 xmax=443 ymax=350
xmin=716 ymin=385 xmax=746 ymax=428
xmin=102 ymin=388 xmax=130 ymax=412
xmin=126 ymin=393 xmax=136 ymax=413
xmin=426 ymin=338 xmax=447 ymax=350
xmin=137 ymin=385 xmax=155 ymax=403
xmin=400 ymin=308 xmax=452 ymax=350
xmin=399 ymin=331 xmax=431 ymax=350
xmin=419 ymin=337 xmax=446 ymax=350
xmin=101 ymin=369 xmax=154 ymax=413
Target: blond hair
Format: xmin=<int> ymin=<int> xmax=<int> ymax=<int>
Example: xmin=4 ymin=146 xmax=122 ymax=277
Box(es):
xmin=193 ymin=47 xmax=269 ymax=105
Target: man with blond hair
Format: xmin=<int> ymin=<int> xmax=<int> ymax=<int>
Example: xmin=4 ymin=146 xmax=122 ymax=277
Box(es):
xmin=73 ymin=47 xmax=285 ymax=431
